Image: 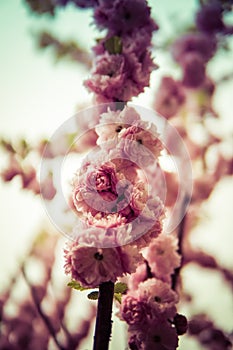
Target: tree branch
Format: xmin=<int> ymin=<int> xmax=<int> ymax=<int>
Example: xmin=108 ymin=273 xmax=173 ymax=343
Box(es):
xmin=171 ymin=195 xmax=190 ymax=290
xmin=93 ymin=281 xmax=115 ymax=350
xmin=22 ymin=266 xmax=66 ymax=350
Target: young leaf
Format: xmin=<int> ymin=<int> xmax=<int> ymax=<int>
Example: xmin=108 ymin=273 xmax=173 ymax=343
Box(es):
xmin=114 ymin=293 xmax=122 ymax=304
xmin=114 ymin=282 xmax=128 ymax=294
xmin=67 ymin=280 xmax=88 ymax=291
xmin=104 ymin=36 xmax=122 ymax=55
xmin=87 ymin=291 xmax=99 ymax=300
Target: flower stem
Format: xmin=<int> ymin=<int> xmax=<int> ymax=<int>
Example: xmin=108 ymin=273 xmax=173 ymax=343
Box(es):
xmin=93 ymin=281 xmax=115 ymax=350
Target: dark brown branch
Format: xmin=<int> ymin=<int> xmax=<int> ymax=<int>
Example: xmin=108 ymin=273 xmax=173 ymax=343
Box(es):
xmin=22 ymin=266 xmax=65 ymax=350
xmin=171 ymin=195 xmax=190 ymax=290
xmin=183 ymin=250 xmax=233 ymax=290
xmin=93 ymin=281 xmax=115 ymax=350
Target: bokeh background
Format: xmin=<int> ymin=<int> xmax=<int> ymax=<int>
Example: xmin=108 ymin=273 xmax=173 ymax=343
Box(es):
xmin=0 ymin=0 xmax=233 ymax=349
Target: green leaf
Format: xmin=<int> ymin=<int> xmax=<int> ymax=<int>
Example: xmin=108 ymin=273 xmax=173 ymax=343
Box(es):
xmin=114 ymin=293 xmax=122 ymax=304
xmin=104 ymin=36 xmax=122 ymax=55
xmin=114 ymin=282 xmax=128 ymax=294
xmin=87 ymin=291 xmax=99 ymax=300
xmin=67 ymin=280 xmax=89 ymax=291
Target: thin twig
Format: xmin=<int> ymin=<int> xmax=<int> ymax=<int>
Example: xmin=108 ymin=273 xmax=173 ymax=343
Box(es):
xmin=22 ymin=265 xmax=66 ymax=350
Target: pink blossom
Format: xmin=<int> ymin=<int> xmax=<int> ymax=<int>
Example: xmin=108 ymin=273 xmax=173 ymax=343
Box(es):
xmin=64 ymin=242 xmax=123 ymax=287
xmin=93 ymin=0 xmax=156 ymax=35
xmin=130 ymin=319 xmax=179 ymax=350
xmin=72 ymin=221 xmax=120 ymax=247
xmin=112 ymin=158 xmax=138 ymax=184
xmin=181 ymin=52 xmax=206 ymax=88
xmin=145 ymin=163 xmax=167 ymax=203
xmin=72 ymin=183 xmax=99 ymax=216
xmin=154 ymin=76 xmax=185 ymax=119
xmin=65 ymin=226 xmax=142 ymax=287
xmin=129 ymin=196 xmax=164 ymax=246
xmin=96 ymin=106 xmax=140 ymax=145
xmin=101 ymin=105 xmax=140 ymax=125
xmin=72 ymin=146 xmax=152 ymax=222
xmin=171 ymin=32 xmax=217 ymax=64
xmin=128 ymin=263 xmax=148 ymax=290
xmin=122 ymin=25 xmax=158 ymax=55
xmin=134 ymin=219 xmax=163 ymax=249
xmin=137 ymin=278 xmax=178 ymax=318
xmin=85 ymin=51 xmax=156 ymax=101
xmin=87 ymin=212 xmax=127 ymax=229
xmin=118 ymin=122 xmax=162 ymax=167
xmin=72 ymin=160 xmax=120 ymax=215
xmin=124 ymin=51 xmax=156 ymax=99
xmin=86 ymin=162 xmax=117 ymax=193
xmin=84 ymin=52 xmax=126 ymax=101
xmin=144 ymin=234 xmax=181 ymax=281
xmin=130 ymin=181 xmax=148 ymax=212
xmin=195 ymin=2 xmax=224 ymax=35
xmin=130 ymin=50 xmax=157 ymax=87
xmin=120 ymin=294 xmax=150 ymax=326
xmin=119 ymin=244 xmax=143 ymax=274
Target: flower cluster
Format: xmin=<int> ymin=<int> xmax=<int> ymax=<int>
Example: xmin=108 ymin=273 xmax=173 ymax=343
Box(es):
xmin=154 ymin=1 xmax=233 ymax=121
xmin=64 ymin=105 xmax=165 ymax=289
xmin=83 ymin=0 xmax=158 ymax=102
xmin=120 ymin=234 xmax=186 ymax=350
xmin=62 ymin=104 xmax=189 ymax=348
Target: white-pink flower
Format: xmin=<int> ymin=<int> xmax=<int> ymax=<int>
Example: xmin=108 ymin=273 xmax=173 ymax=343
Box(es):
xmin=118 ymin=121 xmax=162 ymax=167
xmin=64 ymin=242 xmax=123 ymax=288
xmin=128 ymin=263 xmax=148 ymax=290
xmin=96 ymin=106 xmax=140 ymax=145
xmin=65 ymin=223 xmax=143 ymax=287
xmin=137 ymin=278 xmax=179 ymax=318
xmin=144 ymin=234 xmax=181 ymax=282
xmin=120 ymin=294 xmax=150 ymax=326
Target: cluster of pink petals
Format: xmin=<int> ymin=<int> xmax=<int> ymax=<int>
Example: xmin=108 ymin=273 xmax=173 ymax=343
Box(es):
xmin=154 ymin=76 xmax=185 ymax=119
xmin=64 ymin=225 xmax=143 ymax=287
xmin=72 ymin=155 xmax=140 ymax=218
xmin=64 ymin=105 xmax=166 ymax=289
xmin=71 ymin=106 xmax=163 ymax=227
xmin=170 ymin=32 xmax=217 ymax=89
xmin=96 ymin=105 xmax=140 ymax=144
xmin=119 ymin=233 xmax=182 ymax=349
xmin=96 ymin=106 xmax=162 ymax=168
xmin=84 ymin=0 xmax=158 ymax=102
xmin=84 ymin=51 xmax=156 ymax=102
xmin=129 ymin=319 xmax=179 ymax=350
xmin=144 ymin=234 xmax=181 ymax=283
xmin=93 ymin=0 xmax=156 ymax=36
xmin=121 ymin=278 xmax=178 ymax=325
